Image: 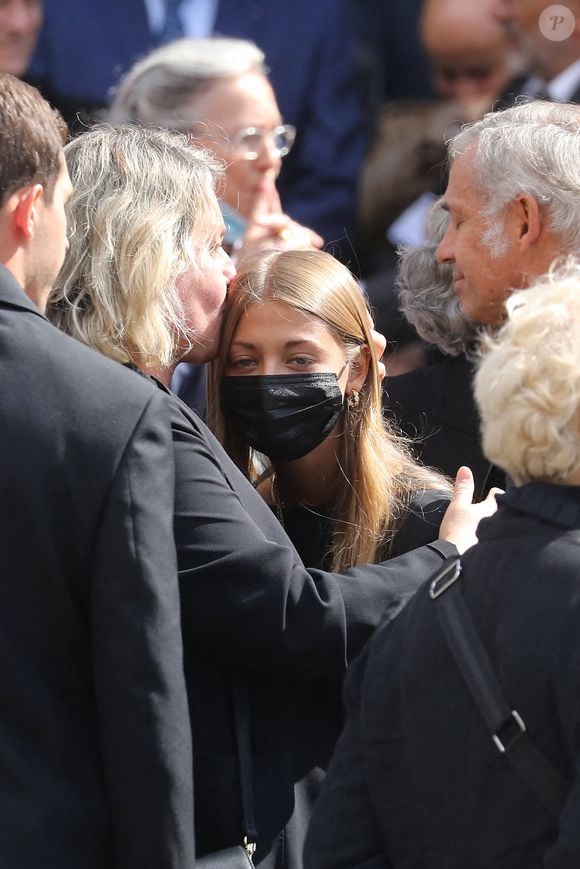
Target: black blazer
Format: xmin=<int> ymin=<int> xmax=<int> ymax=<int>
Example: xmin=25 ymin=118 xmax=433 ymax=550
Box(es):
xmin=153 ymin=382 xmax=457 ymax=869
xmin=0 ymin=267 xmax=194 ymax=868
xmin=384 ymin=354 xmax=505 ymax=499
xmin=305 ymin=483 xmax=580 ymax=868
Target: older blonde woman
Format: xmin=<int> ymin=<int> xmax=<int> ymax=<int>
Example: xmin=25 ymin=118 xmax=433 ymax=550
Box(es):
xmin=306 ymin=260 xmax=580 ymax=869
xmin=49 ymin=125 xmax=494 ymax=869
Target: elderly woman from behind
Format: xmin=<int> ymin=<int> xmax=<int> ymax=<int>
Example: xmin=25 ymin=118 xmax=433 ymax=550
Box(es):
xmin=305 ymin=260 xmax=580 ymax=869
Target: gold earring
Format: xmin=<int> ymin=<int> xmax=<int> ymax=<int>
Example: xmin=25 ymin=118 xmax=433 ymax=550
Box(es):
xmin=347 ymin=390 xmax=360 ymax=409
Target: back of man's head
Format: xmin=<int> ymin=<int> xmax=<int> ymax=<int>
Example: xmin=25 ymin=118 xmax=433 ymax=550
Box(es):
xmin=0 ymin=73 xmax=66 ymax=208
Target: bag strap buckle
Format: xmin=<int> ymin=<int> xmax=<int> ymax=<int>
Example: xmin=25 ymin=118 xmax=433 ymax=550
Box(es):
xmin=493 ymin=709 xmax=526 ymax=754
xmin=244 ymin=837 xmax=256 ymax=857
xmin=429 ymin=557 xmax=462 ymax=599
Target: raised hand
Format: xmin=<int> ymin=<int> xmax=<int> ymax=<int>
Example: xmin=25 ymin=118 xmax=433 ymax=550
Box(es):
xmin=439 ymin=466 xmax=503 ymax=554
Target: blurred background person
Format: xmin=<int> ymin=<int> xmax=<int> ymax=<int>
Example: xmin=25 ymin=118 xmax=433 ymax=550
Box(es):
xmin=421 ymin=0 xmax=523 ymax=107
xmin=27 ymin=0 xmax=367 ymax=253
xmin=494 ymin=0 xmax=580 ymax=103
xmin=209 ymin=248 xmax=453 ymax=573
xmin=305 ymin=260 xmax=580 ymax=869
xmin=109 ymin=37 xmax=321 ymax=260
xmin=0 ymin=0 xmax=41 ymax=76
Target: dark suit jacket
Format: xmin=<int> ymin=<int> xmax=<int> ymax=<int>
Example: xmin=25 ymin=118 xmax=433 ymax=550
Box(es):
xmin=496 ymin=72 xmax=580 ymax=107
xmin=384 ymin=353 xmax=505 ymax=499
xmin=29 ymin=0 xmax=367 ymax=249
xmin=0 ymin=267 xmax=194 ymax=868
xmin=305 ymin=483 xmax=580 ymax=868
xmin=152 ymin=382 xmax=457 ymax=869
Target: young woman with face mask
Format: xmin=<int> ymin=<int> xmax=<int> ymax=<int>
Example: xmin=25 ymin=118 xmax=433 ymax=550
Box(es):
xmin=49 ymin=126 xmax=498 ymax=869
xmin=210 ymin=249 xmax=453 ymax=572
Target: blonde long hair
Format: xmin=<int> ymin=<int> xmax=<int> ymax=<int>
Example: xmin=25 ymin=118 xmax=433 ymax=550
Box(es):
xmin=47 ymin=125 xmax=222 ymax=370
xmin=209 ymin=250 xmax=451 ymax=571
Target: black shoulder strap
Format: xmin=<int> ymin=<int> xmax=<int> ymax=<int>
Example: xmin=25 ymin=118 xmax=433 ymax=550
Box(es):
xmin=430 ymin=557 xmax=569 ymax=816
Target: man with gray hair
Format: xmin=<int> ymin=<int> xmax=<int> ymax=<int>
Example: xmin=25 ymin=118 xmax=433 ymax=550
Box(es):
xmin=384 ymin=99 xmax=579 ymax=493
xmin=436 ymin=99 xmax=579 ymax=324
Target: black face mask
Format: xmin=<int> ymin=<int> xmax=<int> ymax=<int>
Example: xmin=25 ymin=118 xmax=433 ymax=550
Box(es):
xmin=220 ymin=371 xmax=346 ymax=461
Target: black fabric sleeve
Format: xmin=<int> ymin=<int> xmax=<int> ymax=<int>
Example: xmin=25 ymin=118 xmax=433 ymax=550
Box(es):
xmin=170 ymin=395 xmax=457 ymax=680
xmin=390 ymin=491 xmax=451 ymax=558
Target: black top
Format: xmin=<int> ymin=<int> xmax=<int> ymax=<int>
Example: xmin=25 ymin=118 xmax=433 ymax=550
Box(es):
xmin=305 ymin=482 xmax=580 ymax=869
xmin=384 ymin=353 xmax=506 ymax=499
xmin=273 ymin=489 xmax=450 ymax=570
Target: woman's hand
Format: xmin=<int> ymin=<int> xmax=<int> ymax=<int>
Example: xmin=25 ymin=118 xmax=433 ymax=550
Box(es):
xmin=236 ymin=183 xmax=323 ymax=263
xmin=439 ymin=466 xmax=503 ymax=554
xmin=241 ymin=214 xmax=323 ymax=259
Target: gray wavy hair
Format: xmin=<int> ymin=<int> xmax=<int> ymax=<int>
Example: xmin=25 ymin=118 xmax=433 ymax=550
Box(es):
xmin=449 ymin=100 xmax=580 ymax=253
xmin=47 ymin=125 xmax=223 ymax=370
xmin=397 ymin=198 xmax=475 ymax=355
xmin=108 ymin=37 xmax=266 ymax=130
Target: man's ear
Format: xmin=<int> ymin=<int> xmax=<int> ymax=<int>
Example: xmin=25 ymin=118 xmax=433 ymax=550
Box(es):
xmin=346 ymin=344 xmax=371 ymax=395
xmin=515 ymin=194 xmax=542 ymax=251
xmin=12 ymin=184 xmax=44 ymax=240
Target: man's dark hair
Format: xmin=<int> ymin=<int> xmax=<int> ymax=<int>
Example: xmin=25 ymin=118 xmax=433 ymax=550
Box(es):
xmin=0 ymin=74 xmax=67 ymax=206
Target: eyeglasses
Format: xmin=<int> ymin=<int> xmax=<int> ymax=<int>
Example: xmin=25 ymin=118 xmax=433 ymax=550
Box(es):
xmin=228 ymin=124 xmax=296 ymax=160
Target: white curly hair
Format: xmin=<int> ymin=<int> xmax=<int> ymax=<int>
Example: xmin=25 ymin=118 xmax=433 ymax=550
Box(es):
xmin=475 ymin=258 xmax=580 ymax=484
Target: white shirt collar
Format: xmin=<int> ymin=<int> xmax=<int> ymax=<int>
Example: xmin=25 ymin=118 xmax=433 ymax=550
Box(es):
xmin=524 ymin=59 xmax=580 ymax=102
xmin=143 ymin=0 xmax=218 ymax=39
xmin=547 ymin=59 xmax=580 ymax=102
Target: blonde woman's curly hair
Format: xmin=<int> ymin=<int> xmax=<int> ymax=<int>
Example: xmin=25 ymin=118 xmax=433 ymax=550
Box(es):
xmin=47 ymin=124 xmax=223 ymax=370
xmin=475 ymin=258 xmax=580 ymax=485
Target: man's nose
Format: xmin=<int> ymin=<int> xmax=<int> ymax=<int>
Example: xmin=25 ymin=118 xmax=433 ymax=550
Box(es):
xmin=435 ymin=225 xmax=454 ymax=263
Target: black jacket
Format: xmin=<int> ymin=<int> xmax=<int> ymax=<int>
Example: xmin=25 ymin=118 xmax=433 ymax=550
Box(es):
xmin=154 ymin=382 xmax=458 ymax=869
xmin=0 ymin=267 xmax=194 ymax=868
xmin=305 ymin=482 xmax=580 ymax=869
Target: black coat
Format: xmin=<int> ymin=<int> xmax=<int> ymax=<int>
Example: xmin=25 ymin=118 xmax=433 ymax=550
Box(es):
xmin=0 ymin=267 xmax=194 ymax=868
xmin=305 ymin=482 xmax=580 ymax=869
xmin=153 ymin=382 xmax=458 ymax=869
xmin=384 ymin=354 xmax=505 ymax=499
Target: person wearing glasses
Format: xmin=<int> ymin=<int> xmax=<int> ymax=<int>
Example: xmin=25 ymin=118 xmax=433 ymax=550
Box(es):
xmin=109 ymin=37 xmax=323 ymax=262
